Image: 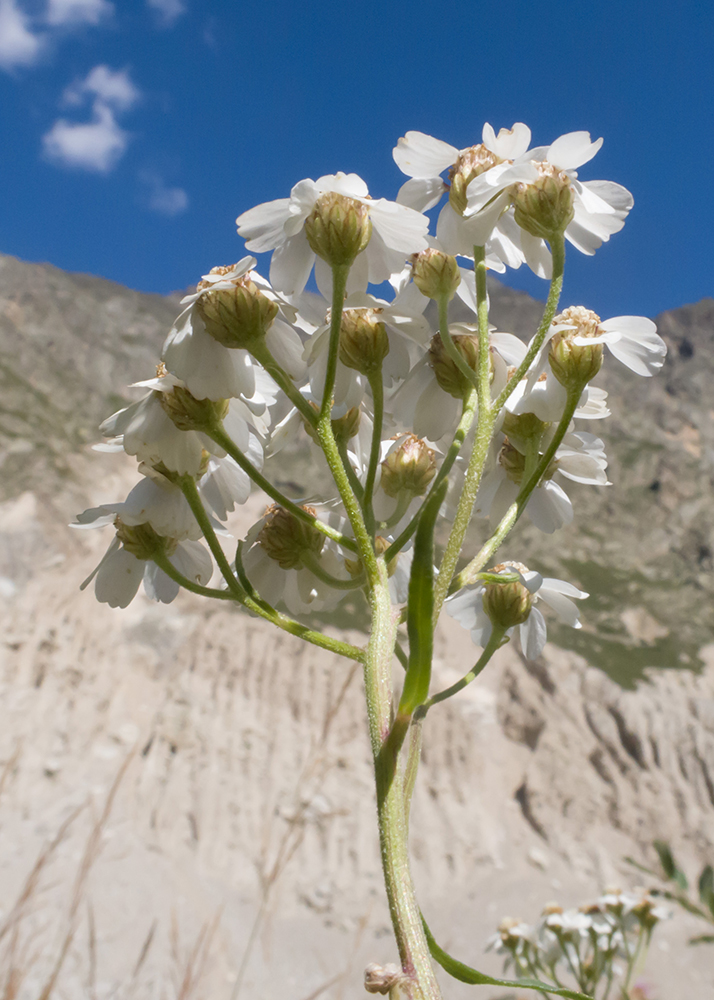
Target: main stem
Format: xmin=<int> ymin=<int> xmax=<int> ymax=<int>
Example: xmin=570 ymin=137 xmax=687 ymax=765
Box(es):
xmin=365 ymin=562 xmax=443 ymax=1000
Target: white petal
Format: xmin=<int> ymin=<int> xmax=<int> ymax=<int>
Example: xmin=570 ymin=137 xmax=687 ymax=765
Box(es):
xmin=490 ymin=332 xmax=527 ymax=366
xmin=547 ymin=132 xmax=603 ymax=170
xmin=445 ymin=584 xmax=487 ymax=632
xmin=540 ymin=577 xmax=588 ymax=600
xmin=537 ymin=587 xmax=583 ymax=628
xmin=316 ymin=172 xmax=369 ymax=198
xmin=519 ymin=230 xmax=552 ymax=278
xmin=269 ymin=231 xmax=315 ymax=295
xmin=265 ymin=319 xmax=307 ymax=379
xmin=526 ymin=480 xmax=573 ymax=533
xmin=520 ymin=607 xmax=547 ymax=659
xmin=143 ymin=562 xmax=180 ymax=604
xmin=369 ymin=199 xmax=429 ymax=253
xmin=94 ymin=547 xmax=143 ymax=608
xmin=171 ymin=540 xmax=214 ymax=586
xmin=580 ymin=180 xmax=633 ymax=216
xmin=396 ymin=176 xmax=447 ymax=212
xmin=605 ymin=336 xmax=665 ymax=377
xmin=237 ymin=198 xmax=291 ymax=252
xmin=393 ymin=131 xmax=458 ymax=179
xmin=482 ymin=122 xmax=531 ymax=159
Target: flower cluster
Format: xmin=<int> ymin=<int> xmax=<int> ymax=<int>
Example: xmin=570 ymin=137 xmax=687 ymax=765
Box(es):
xmin=74 ymin=119 xmax=665 ymax=681
xmin=488 ymin=888 xmax=670 ymax=999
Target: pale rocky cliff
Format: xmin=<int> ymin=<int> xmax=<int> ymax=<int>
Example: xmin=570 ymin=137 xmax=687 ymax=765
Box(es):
xmin=0 ymin=254 xmax=712 ymax=998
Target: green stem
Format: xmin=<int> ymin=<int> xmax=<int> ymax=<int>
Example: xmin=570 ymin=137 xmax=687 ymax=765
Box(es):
xmin=363 ymin=372 xmax=384 ymax=532
xmin=317 ymin=265 xmax=377 ymax=584
xmin=337 ymin=439 xmax=365 ymax=500
xmin=414 ymin=628 xmax=506 ymax=718
xmin=436 ymin=296 xmax=480 ymax=393
xmin=207 ymin=422 xmax=358 ymax=553
xmin=364 ymin=562 xmax=442 ymax=999
xmin=382 ymin=492 xmax=413 ymax=531
xmin=152 ymin=550 xmax=237 ymax=601
xmin=319 ymin=264 xmax=350 ymax=421
xmin=384 ymin=388 xmax=478 ymax=561
xmin=178 ymin=477 xmax=364 ymax=661
xmin=301 ymin=551 xmax=364 ymax=590
xmin=451 ymin=384 xmax=581 ymax=592
xmin=431 ymin=260 xmax=494 ymax=623
xmin=249 ymin=341 xmax=318 ymax=427
xmin=493 ymin=234 xmax=565 ymax=414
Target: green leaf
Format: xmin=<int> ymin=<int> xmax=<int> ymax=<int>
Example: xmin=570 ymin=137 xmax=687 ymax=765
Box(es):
xmin=399 ymin=481 xmax=447 ymax=715
xmin=689 ymin=934 xmax=714 ymax=945
xmin=697 ymin=864 xmax=714 ymax=914
xmin=654 ymin=840 xmax=688 ymax=890
xmin=421 ymin=914 xmax=593 ymax=999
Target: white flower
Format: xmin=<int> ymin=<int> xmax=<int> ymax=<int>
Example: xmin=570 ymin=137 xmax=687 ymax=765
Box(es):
xmin=446 ymin=563 xmax=587 ymax=660
xmin=475 ymin=430 xmax=610 ymax=534
xmin=391 ymin=326 xmax=526 ymax=442
xmin=466 ymin=131 xmax=633 ymax=276
xmin=527 ymin=308 xmax=667 ymax=381
xmin=506 ymin=371 xmax=611 ymax=423
xmin=78 ymin=534 xmax=213 ymax=609
xmin=240 ymin=508 xmax=353 ymax=617
xmin=163 ymin=257 xmax=304 ymax=401
xmin=100 ymin=370 xmax=267 ymax=477
xmin=236 ymin=172 xmax=429 ymax=295
xmin=393 ymin=124 xmax=534 ymax=269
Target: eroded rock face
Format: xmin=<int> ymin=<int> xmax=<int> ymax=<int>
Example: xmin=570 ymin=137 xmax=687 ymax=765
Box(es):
xmin=0 ymin=255 xmax=711 ymax=997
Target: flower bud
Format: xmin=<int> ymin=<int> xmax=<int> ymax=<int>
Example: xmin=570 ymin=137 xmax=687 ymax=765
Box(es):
xmin=344 ymin=536 xmax=398 ymax=579
xmin=115 ymin=518 xmax=175 ymax=560
xmin=482 ymin=562 xmax=533 ymax=630
xmin=381 ymin=436 xmax=436 ymax=498
xmin=411 ymin=248 xmax=461 ymax=301
xmin=364 ymin=963 xmax=403 ymax=995
xmin=338 ymin=308 xmax=390 ymax=376
xmin=499 ymin=438 xmax=558 ymax=485
xmin=196 ymin=267 xmax=279 ymax=349
xmin=549 ymin=306 xmax=604 ymax=389
xmin=428 ymin=331 xmax=488 ymax=399
xmin=304 ymin=402 xmax=361 ymax=447
xmin=449 ymin=145 xmax=501 ymax=216
xmin=158 ymin=386 xmax=229 ymax=432
xmin=257 ymin=505 xmax=324 ymax=570
xmin=502 ymin=410 xmax=551 ymax=455
xmin=512 ymin=163 xmax=574 ymax=239
xmin=304 ymin=192 xmax=372 ymax=267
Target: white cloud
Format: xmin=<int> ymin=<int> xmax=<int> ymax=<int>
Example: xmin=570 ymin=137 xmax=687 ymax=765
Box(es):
xmin=0 ymin=0 xmax=43 ymax=70
xmin=46 ymin=0 xmax=113 ymax=26
xmin=141 ymin=171 xmax=189 ymax=216
xmin=147 ymin=0 xmax=186 ymax=26
xmin=43 ymin=65 xmax=140 ymax=172
xmin=42 ymin=103 xmax=128 ymax=172
xmin=64 ymin=65 xmax=140 ymax=111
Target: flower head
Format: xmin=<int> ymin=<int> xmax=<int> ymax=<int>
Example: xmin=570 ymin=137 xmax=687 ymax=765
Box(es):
xmin=236 ymin=173 xmax=429 ymax=295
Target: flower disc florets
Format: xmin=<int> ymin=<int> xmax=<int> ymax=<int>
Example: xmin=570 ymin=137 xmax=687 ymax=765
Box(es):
xmin=512 ymin=161 xmax=575 ymax=239
xmin=257 ymin=505 xmax=325 ymax=570
xmin=549 ymin=306 xmax=604 ymax=389
xmin=196 ymin=266 xmax=279 ymax=349
xmin=381 ymin=435 xmax=436 ymax=498
xmin=449 ymin=145 xmax=502 ymax=216
xmin=428 ymin=332 xmax=492 ymax=400
xmin=157 ymin=385 xmax=230 ymax=432
xmin=115 ymin=518 xmax=175 ymax=560
xmin=411 ymin=248 xmax=461 ymax=301
xmin=338 ymin=308 xmax=390 ymax=375
xmin=482 ymin=561 xmax=533 ymax=630
xmin=304 ymin=191 xmax=373 ymax=267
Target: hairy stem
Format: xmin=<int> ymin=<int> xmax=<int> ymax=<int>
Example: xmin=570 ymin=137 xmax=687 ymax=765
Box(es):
xmin=364 ymin=562 xmax=443 ymax=999
xmin=207 ymin=422 xmax=358 ymax=552
xmin=493 ymin=234 xmax=565 ymax=414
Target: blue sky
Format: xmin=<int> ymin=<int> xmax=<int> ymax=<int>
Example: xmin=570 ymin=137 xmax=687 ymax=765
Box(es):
xmin=1 ymin=0 xmax=712 ymax=320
